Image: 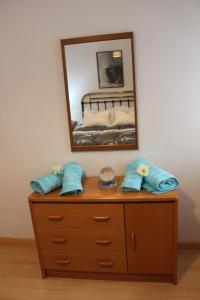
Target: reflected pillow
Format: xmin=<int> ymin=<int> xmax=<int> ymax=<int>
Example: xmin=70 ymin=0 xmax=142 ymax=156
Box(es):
xmin=114 ymin=106 xmax=134 ymax=113
xmin=83 ymin=109 xmax=111 ymax=127
xmin=111 ymin=110 xmax=135 ymax=126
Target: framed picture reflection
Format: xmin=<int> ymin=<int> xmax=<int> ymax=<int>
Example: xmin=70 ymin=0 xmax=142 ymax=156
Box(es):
xmin=96 ymin=50 xmax=124 ymax=88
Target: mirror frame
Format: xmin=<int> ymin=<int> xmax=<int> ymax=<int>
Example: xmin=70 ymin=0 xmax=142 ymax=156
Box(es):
xmin=61 ymin=32 xmax=138 ymax=152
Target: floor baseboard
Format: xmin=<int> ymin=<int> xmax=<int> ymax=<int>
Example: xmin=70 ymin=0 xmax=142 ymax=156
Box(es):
xmin=0 ymin=237 xmax=200 ymax=249
xmin=0 ymin=237 xmax=35 ymax=246
xmin=178 ymin=242 xmax=200 ymax=249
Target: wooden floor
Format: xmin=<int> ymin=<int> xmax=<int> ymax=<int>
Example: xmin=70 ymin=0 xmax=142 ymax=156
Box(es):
xmin=0 ymin=245 xmax=200 ymax=300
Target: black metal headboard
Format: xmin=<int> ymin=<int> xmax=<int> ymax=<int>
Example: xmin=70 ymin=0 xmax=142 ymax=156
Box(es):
xmin=81 ymin=90 xmax=134 ymax=116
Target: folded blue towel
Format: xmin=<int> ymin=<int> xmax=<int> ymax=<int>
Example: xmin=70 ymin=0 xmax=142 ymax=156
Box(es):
xmin=30 ymin=172 xmax=63 ymax=194
xmin=60 ymin=162 xmax=84 ymax=195
xmin=121 ymin=160 xmax=143 ymax=192
xmin=121 ymin=159 xmax=179 ymax=194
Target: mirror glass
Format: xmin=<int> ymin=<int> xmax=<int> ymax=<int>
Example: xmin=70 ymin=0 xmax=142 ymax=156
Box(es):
xmin=61 ymin=32 xmax=138 ymax=151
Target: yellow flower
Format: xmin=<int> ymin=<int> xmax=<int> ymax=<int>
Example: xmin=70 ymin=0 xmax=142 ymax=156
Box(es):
xmin=52 ymin=165 xmax=63 ymax=175
xmin=137 ymin=165 xmax=149 ymax=177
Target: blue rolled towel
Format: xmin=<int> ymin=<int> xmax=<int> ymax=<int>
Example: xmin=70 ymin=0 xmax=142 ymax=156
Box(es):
xmin=121 ymin=160 xmax=143 ymax=192
xmin=60 ymin=162 xmax=84 ymax=195
xmin=121 ymin=159 xmax=179 ymax=194
xmin=30 ymin=172 xmax=63 ymax=194
xmin=140 ymin=160 xmax=179 ymax=194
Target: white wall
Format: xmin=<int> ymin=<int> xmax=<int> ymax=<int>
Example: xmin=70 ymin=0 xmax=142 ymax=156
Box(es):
xmin=0 ymin=0 xmax=200 ymax=241
xmin=66 ymin=39 xmax=133 ymax=121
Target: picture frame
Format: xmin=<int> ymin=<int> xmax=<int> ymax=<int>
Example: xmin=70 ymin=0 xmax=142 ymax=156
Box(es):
xmin=96 ymin=50 xmax=124 ymax=88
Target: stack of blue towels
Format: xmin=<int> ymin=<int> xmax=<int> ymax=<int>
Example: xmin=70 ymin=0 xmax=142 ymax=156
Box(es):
xmin=121 ymin=159 xmax=179 ymax=194
xmin=30 ymin=162 xmax=84 ymax=195
xmin=30 ymin=159 xmax=179 ymax=196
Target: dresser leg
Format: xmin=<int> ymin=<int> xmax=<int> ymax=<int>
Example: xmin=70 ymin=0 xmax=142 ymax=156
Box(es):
xmin=41 ymin=269 xmax=46 ymax=279
xmin=173 ymin=273 xmax=177 ymax=285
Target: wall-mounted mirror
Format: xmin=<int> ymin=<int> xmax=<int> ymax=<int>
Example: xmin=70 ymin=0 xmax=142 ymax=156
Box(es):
xmin=61 ymin=32 xmax=138 ymax=151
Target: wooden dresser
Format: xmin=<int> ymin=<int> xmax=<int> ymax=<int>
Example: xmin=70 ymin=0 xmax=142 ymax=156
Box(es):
xmin=29 ymin=176 xmax=178 ymax=284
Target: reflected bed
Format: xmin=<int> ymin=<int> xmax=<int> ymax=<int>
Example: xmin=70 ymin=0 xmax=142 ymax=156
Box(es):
xmin=72 ymin=91 xmax=136 ymax=146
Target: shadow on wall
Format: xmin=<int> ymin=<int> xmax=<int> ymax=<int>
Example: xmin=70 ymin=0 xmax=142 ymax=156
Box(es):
xmin=178 ymin=190 xmax=200 ymax=242
xmin=177 ymin=190 xmax=200 ymax=282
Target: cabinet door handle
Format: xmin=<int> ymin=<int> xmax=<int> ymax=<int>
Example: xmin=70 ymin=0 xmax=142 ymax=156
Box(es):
xmin=92 ymin=216 xmax=110 ymax=222
xmin=48 ymin=215 xmax=63 ymax=221
xmin=56 ymin=258 xmax=70 ymax=265
xmin=95 ymin=239 xmax=111 ymax=246
xmin=51 ymin=237 xmax=67 ymax=243
xmin=97 ymin=261 xmax=113 ymax=267
xmin=131 ymin=232 xmax=136 ymax=249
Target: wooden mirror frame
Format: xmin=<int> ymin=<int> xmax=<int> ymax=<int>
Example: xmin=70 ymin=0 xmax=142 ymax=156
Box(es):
xmin=61 ymin=32 xmax=138 ymax=152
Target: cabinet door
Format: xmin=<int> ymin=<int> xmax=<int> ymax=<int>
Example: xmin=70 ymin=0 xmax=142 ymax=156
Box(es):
xmin=125 ymin=203 xmax=174 ymax=274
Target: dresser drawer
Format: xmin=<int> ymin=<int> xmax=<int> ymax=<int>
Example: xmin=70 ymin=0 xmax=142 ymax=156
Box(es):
xmin=32 ymin=203 xmax=124 ymax=229
xmin=37 ymin=227 xmax=125 ymax=251
xmin=42 ymin=249 xmax=127 ymax=273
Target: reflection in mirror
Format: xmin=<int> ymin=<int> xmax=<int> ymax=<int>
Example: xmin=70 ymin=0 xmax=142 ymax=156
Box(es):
xmin=96 ymin=50 xmax=124 ymax=88
xmin=61 ymin=32 xmax=138 ymax=151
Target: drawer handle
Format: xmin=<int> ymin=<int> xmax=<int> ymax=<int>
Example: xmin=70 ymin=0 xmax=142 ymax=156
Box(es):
xmin=92 ymin=216 xmax=110 ymax=222
xmin=131 ymin=232 xmax=136 ymax=249
xmin=97 ymin=261 xmax=113 ymax=267
xmin=56 ymin=258 xmax=70 ymax=265
xmin=51 ymin=237 xmax=67 ymax=243
xmin=95 ymin=239 xmax=111 ymax=246
xmin=48 ymin=215 xmax=63 ymax=221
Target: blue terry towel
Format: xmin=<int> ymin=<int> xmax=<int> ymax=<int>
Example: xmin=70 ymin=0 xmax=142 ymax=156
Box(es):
xmin=141 ymin=160 xmax=179 ymax=194
xmin=121 ymin=160 xmax=143 ymax=192
xmin=30 ymin=172 xmax=63 ymax=194
xmin=60 ymin=162 xmax=84 ymax=195
xmin=121 ymin=159 xmax=179 ymax=194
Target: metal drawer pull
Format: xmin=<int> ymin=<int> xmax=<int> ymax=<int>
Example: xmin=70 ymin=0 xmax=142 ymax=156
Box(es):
xmin=131 ymin=232 xmax=136 ymax=249
xmin=56 ymin=258 xmax=70 ymax=265
xmin=92 ymin=216 xmax=110 ymax=222
xmin=51 ymin=237 xmax=67 ymax=243
xmin=97 ymin=261 xmax=113 ymax=267
xmin=95 ymin=239 xmax=111 ymax=245
xmin=48 ymin=215 xmax=63 ymax=221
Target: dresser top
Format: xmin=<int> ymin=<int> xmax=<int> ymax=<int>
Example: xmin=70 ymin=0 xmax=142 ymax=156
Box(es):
xmin=29 ymin=176 xmax=178 ymax=203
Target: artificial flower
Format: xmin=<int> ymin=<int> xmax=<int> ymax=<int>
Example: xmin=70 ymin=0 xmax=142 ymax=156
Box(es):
xmin=137 ymin=165 xmax=149 ymax=177
xmin=52 ymin=165 xmax=63 ymax=175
